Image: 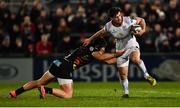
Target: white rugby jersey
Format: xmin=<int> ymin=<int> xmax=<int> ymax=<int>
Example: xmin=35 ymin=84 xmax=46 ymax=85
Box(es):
xmin=104 ymin=16 xmax=139 ymax=50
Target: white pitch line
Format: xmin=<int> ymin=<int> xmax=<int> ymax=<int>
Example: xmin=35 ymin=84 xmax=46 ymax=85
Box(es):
xmin=135 ymin=90 xmax=180 ymax=95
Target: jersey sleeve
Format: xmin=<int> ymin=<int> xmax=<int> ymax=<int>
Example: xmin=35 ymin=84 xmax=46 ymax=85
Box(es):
xmin=128 ymin=16 xmax=139 ymax=25
xmin=103 ymin=21 xmax=111 ymax=32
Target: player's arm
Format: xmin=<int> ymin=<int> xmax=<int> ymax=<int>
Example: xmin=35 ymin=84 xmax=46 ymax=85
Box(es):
xmin=83 ymin=28 xmax=107 ymax=46
xmin=104 ymin=58 xmax=117 ymax=64
xmin=133 ymin=17 xmax=146 ymax=36
xmin=92 ymin=52 xmax=117 ymax=64
xmin=92 ymin=48 xmax=124 ymax=61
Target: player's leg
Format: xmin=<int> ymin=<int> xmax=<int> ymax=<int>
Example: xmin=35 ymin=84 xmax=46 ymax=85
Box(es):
xmin=39 ymin=78 xmax=73 ymax=99
xmin=118 ymin=66 xmax=129 ymax=98
xmin=116 ymin=53 xmax=130 ymax=98
xmin=130 ymin=51 xmax=157 ymax=86
xmin=9 ymin=71 xmax=54 ymax=98
xmin=52 ymin=83 xmax=73 ymax=99
xmin=115 ymin=47 xmax=131 ymax=98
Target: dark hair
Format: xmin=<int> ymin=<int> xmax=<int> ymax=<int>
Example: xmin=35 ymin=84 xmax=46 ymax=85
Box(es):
xmin=108 ymin=7 xmax=122 ymax=18
xmin=92 ymin=37 xmax=107 ymax=49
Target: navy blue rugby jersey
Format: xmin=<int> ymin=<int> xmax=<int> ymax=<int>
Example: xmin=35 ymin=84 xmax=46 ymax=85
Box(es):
xmin=64 ymin=37 xmax=107 ymax=70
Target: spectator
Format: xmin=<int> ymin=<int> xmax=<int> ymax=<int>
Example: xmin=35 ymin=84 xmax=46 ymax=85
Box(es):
xmin=98 ymin=0 xmax=112 ymax=15
xmin=52 ymin=7 xmax=64 ymax=28
xmin=64 ymin=5 xmax=73 ymax=24
xmin=23 ymin=33 xmax=34 ymax=56
xmin=0 ymin=1 xmax=10 ymax=29
xmin=36 ymin=9 xmax=49 ymax=25
xmin=34 ymin=22 xmax=44 ymax=42
xmin=165 ymin=0 xmax=180 ymax=28
xmin=13 ymin=37 xmax=24 ymax=53
xmin=172 ymin=28 xmax=180 ymax=51
xmin=30 ymin=0 xmax=44 ymax=23
xmin=0 ymin=35 xmax=12 ymax=54
xmin=20 ymin=16 xmax=36 ymax=36
xmin=44 ymin=22 xmax=53 ymax=34
xmin=53 ymin=18 xmax=70 ymax=52
xmin=86 ymin=10 xmax=100 ymax=33
xmin=154 ymin=24 xmax=171 ymax=52
xmin=57 ymin=34 xmax=75 ymax=54
xmin=17 ymin=0 xmax=29 ymax=23
xmin=70 ymin=5 xmax=86 ymax=33
xmin=136 ymin=0 xmax=151 ymax=19
xmin=35 ymin=33 xmax=52 ymax=55
xmin=123 ymin=2 xmax=132 ymax=16
xmin=140 ymin=25 xmax=156 ymax=52
xmin=85 ymin=0 xmax=98 ymax=17
xmin=99 ymin=12 xmax=108 ymax=28
xmin=9 ymin=24 xmax=21 ymax=45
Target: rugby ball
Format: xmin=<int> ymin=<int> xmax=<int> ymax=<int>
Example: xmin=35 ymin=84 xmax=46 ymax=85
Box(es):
xmin=131 ymin=25 xmax=142 ymax=33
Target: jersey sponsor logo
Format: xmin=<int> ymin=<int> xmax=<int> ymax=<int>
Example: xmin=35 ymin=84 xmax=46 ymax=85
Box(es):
xmin=74 ymin=57 xmax=83 ymax=65
xmin=82 ymin=55 xmax=89 ymax=61
xmin=118 ymin=32 xmax=124 ymax=37
xmin=53 ymin=60 xmax=62 ymax=67
xmin=122 ymin=25 xmax=127 ymax=30
xmin=89 ymin=46 xmax=94 ymax=51
xmin=111 ymin=29 xmax=118 ymax=34
xmin=73 ymin=64 xmax=77 ymax=70
xmin=0 ymin=64 xmax=18 ymax=79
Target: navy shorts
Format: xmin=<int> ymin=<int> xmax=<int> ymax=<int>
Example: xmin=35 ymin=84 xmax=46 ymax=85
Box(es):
xmin=48 ymin=59 xmax=73 ymax=79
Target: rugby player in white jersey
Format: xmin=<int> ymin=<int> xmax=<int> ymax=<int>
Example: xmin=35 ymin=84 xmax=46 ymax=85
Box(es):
xmin=83 ymin=7 xmax=157 ymax=98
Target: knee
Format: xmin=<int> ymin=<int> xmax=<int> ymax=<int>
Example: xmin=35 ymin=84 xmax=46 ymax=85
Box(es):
xmin=64 ymin=92 xmax=73 ymax=99
xmin=131 ymin=56 xmax=140 ymax=64
xmin=119 ymin=70 xmax=128 ymax=80
xmin=120 ymin=74 xmax=127 ymax=80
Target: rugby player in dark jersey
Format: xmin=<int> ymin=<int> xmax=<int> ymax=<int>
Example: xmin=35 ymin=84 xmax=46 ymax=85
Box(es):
xmin=9 ymin=37 xmax=124 ymax=99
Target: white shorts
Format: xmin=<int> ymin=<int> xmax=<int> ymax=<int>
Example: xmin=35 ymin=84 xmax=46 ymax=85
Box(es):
xmin=46 ymin=71 xmax=73 ymax=85
xmin=116 ymin=37 xmax=140 ymax=67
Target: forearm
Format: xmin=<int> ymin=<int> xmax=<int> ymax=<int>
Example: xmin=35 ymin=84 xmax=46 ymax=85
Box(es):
xmin=93 ymin=52 xmax=123 ymax=61
xmin=139 ymin=18 xmax=146 ymax=32
xmin=98 ymin=53 xmax=115 ymax=61
xmin=104 ymin=58 xmax=117 ymax=64
xmin=89 ymin=29 xmax=105 ymax=41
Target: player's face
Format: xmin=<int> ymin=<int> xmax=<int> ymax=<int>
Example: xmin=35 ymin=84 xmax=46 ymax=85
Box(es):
xmin=111 ymin=12 xmax=123 ymax=26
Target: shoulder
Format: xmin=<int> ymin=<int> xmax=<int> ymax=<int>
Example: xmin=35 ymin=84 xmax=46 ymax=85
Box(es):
xmin=104 ymin=21 xmax=112 ymax=31
xmin=124 ymin=16 xmax=138 ymax=25
xmin=123 ymin=16 xmax=132 ymax=24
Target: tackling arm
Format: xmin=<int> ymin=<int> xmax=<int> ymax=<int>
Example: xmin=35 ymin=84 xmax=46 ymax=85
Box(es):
xmin=104 ymin=58 xmax=117 ymax=64
xmin=83 ymin=28 xmax=107 ymax=46
xmin=92 ymin=49 xmax=125 ymax=63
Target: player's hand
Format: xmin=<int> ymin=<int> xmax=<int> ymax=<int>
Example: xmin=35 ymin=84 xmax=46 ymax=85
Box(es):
xmin=132 ymin=29 xmax=145 ymax=37
xmin=83 ymin=38 xmax=91 ymax=46
xmin=115 ymin=50 xmax=125 ymax=57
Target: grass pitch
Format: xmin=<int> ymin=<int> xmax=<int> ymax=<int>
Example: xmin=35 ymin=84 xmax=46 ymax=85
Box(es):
xmin=0 ymin=82 xmax=180 ymax=107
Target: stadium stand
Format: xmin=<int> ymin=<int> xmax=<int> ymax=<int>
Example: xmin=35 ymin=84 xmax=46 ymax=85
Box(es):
xmin=0 ymin=0 xmax=179 ymax=57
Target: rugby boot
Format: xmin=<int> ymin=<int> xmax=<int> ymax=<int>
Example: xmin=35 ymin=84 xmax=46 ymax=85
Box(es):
xmin=121 ymin=94 xmax=129 ymax=98
xmin=9 ymin=90 xmax=16 ymax=98
xmin=146 ymin=76 xmax=157 ymax=86
xmin=38 ymin=86 xmax=46 ymax=99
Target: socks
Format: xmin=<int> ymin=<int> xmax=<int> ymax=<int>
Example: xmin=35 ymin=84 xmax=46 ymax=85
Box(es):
xmin=15 ymin=87 xmax=25 ymax=96
xmin=121 ymin=79 xmax=129 ymax=94
xmin=136 ymin=60 xmax=149 ymax=78
xmin=44 ymin=87 xmax=52 ymax=94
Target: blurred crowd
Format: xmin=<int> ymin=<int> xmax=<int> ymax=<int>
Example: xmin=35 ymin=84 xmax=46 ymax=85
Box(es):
xmin=0 ymin=0 xmax=179 ymax=57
